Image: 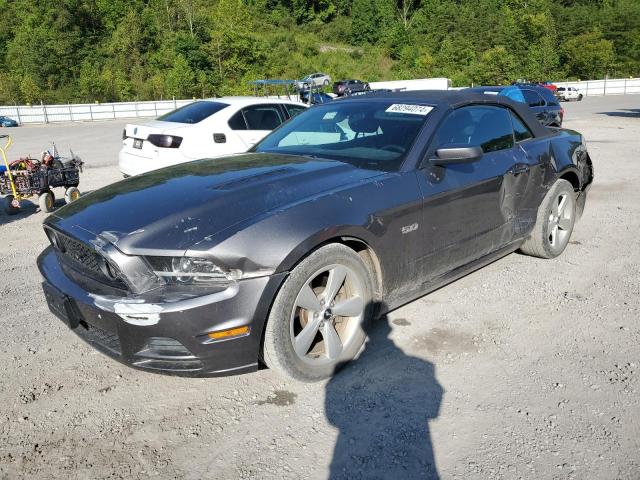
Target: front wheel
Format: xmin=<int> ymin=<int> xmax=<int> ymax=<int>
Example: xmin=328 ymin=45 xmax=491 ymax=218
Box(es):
xmin=520 ymin=179 xmax=576 ymax=259
xmin=262 ymin=244 xmax=374 ymax=382
xmin=578 ymin=94 xmax=583 ymax=101
xmin=64 ymin=186 xmax=80 ymax=204
xmin=3 ymin=195 xmax=20 ymax=215
xmin=38 ymin=190 xmax=55 ymax=213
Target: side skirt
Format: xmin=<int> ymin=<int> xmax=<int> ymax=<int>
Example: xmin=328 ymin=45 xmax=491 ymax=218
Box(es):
xmin=381 ymin=239 xmax=525 ymax=316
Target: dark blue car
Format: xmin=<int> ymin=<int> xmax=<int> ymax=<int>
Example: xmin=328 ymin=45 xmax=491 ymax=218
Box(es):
xmin=300 ymin=91 xmax=334 ymax=105
xmin=0 ymin=115 xmax=19 ymax=127
xmin=468 ymin=84 xmax=563 ymax=127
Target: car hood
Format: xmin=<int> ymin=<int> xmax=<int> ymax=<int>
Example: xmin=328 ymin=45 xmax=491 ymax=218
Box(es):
xmin=46 ymin=153 xmax=382 ymax=254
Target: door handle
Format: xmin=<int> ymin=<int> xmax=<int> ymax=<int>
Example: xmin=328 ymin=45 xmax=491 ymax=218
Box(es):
xmin=510 ymin=164 xmax=530 ymax=175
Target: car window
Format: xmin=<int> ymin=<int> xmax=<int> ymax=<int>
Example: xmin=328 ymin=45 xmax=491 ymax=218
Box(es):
xmin=538 ymin=88 xmax=560 ymax=106
xmin=522 ymin=90 xmax=545 ymax=107
xmin=285 ymin=104 xmax=307 ymax=118
xmin=243 ymin=104 xmax=284 ymax=130
xmin=255 ymin=101 xmax=433 ymax=171
xmin=510 ymin=111 xmax=533 ymax=142
xmin=434 ymin=106 xmax=515 ymax=153
xmin=557 ymin=87 xmax=565 ymax=92
xmin=157 ymin=101 xmax=228 ymax=124
xmin=228 ymin=110 xmax=247 ymax=130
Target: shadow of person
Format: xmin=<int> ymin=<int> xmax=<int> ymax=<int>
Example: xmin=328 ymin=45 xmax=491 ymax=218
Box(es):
xmin=325 ymin=303 xmax=443 ymax=480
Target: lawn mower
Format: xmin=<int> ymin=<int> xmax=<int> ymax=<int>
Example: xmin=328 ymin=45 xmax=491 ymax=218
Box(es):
xmin=0 ymin=135 xmax=83 ymax=215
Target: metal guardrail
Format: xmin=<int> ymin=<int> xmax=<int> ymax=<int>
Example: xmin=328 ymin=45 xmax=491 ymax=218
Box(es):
xmin=1 ymin=78 xmax=638 ymax=125
xmin=555 ymin=78 xmax=640 ymax=96
xmin=0 ymin=98 xmax=194 ymax=125
xmin=456 ymin=77 xmax=640 ymax=96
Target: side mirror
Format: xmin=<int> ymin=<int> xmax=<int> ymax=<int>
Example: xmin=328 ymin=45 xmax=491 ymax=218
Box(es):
xmin=428 ymin=145 xmax=483 ymax=166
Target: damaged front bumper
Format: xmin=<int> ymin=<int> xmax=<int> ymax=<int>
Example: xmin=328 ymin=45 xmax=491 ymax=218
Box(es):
xmin=38 ymin=247 xmax=286 ymax=377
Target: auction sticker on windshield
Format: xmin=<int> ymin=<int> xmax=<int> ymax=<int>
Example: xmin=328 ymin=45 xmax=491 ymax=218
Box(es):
xmin=386 ymin=104 xmax=434 ymax=115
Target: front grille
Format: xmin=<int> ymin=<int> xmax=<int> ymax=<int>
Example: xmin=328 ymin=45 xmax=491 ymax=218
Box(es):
xmin=76 ymin=321 xmax=121 ymax=355
xmin=47 ymin=229 xmax=128 ymax=290
xmin=56 ymin=234 xmax=103 ymax=273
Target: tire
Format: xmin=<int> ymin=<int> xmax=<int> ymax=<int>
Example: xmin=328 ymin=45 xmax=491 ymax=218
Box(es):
xmin=64 ymin=186 xmax=80 ymax=204
xmin=3 ymin=195 xmax=20 ymax=215
xmin=345 ymin=88 xmax=352 ymax=96
xmin=520 ymin=179 xmax=576 ymax=259
xmin=578 ymin=94 xmax=583 ymax=101
xmin=263 ymin=244 xmax=374 ymax=382
xmin=38 ymin=190 xmax=55 ymax=213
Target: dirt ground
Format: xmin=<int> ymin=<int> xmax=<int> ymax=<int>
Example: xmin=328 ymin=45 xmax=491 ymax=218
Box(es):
xmin=1 ymin=95 xmax=639 ymax=480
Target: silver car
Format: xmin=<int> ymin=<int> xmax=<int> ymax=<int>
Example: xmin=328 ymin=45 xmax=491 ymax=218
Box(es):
xmin=296 ymin=73 xmax=332 ymax=91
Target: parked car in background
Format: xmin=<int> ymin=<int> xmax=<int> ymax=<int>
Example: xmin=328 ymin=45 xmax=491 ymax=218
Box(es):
xmin=39 ymin=91 xmax=593 ymax=381
xmin=539 ymin=81 xmax=558 ymax=94
xmin=557 ymin=87 xmax=583 ymax=102
xmin=0 ymin=116 xmax=19 ymax=127
xmin=118 ymin=97 xmax=307 ymax=177
xmin=300 ymin=91 xmax=335 ymax=105
xmin=333 ymin=79 xmax=370 ymax=96
xmin=296 ymin=73 xmax=332 ymax=91
xmin=469 ymin=85 xmax=563 ymax=127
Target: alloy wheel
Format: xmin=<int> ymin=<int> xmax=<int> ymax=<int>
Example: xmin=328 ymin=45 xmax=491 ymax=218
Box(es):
xmin=290 ymin=264 xmax=365 ymax=366
xmin=547 ymin=192 xmax=574 ymax=253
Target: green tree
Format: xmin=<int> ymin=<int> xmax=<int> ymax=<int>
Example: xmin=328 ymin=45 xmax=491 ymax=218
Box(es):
xmin=165 ymin=54 xmax=195 ymax=97
xmin=351 ymin=0 xmax=394 ymax=44
xmin=20 ymin=75 xmax=41 ymax=103
xmin=472 ymin=46 xmax=517 ymax=85
xmin=562 ymin=31 xmax=615 ymax=79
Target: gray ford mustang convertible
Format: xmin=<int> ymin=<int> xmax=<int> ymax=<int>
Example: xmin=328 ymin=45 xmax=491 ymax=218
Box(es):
xmin=38 ymin=91 xmax=593 ymax=381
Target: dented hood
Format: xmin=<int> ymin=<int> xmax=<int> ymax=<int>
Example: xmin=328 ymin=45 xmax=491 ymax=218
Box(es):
xmin=46 ymin=153 xmax=381 ymax=254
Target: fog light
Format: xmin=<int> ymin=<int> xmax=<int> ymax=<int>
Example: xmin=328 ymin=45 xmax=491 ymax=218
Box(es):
xmin=208 ymin=326 xmax=250 ymax=340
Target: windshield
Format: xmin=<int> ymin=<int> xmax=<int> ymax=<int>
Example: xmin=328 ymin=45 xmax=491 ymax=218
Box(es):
xmin=254 ymin=100 xmax=433 ymax=171
xmin=157 ymin=101 xmax=228 ymax=124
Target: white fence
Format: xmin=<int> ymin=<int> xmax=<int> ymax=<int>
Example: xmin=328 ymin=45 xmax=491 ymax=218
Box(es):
xmin=554 ymin=77 xmax=640 ymax=96
xmin=0 ymin=99 xmax=193 ymax=125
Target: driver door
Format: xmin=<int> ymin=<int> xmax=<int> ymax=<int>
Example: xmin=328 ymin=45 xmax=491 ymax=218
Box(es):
xmin=415 ymin=105 xmax=520 ymax=280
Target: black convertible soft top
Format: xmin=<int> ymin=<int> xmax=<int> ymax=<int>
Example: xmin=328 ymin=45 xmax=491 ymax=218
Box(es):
xmin=342 ymin=89 xmax=552 ymax=138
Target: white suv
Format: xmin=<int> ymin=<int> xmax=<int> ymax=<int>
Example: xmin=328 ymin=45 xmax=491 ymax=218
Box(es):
xmin=556 ymin=87 xmax=583 ymax=102
xmin=119 ymin=97 xmax=307 ymax=177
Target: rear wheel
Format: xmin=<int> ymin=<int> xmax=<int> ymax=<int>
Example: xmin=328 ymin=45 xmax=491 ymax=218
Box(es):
xmin=263 ymin=244 xmax=373 ymax=382
xmin=3 ymin=195 xmax=20 ymax=215
xmin=38 ymin=190 xmax=55 ymax=213
xmin=64 ymin=186 xmax=80 ymax=204
xmin=578 ymin=94 xmax=583 ymax=101
xmin=520 ymin=179 xmax=576 ymax=259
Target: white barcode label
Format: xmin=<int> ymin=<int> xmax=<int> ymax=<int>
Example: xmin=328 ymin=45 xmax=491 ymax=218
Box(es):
xmin=385 ymin=104 xmax=433 ymax=115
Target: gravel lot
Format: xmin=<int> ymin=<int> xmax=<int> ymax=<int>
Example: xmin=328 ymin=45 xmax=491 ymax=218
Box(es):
xmin=1 ymin=95 xmax=639 ymax=480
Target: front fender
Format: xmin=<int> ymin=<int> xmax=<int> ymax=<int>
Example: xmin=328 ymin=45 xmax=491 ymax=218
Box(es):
xmin=186 ymin=171 xmax=423 ymax=299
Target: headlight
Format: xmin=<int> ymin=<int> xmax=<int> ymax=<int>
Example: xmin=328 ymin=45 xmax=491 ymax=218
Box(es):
xmin=146 ymin=256 xmax=239 ymax=287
